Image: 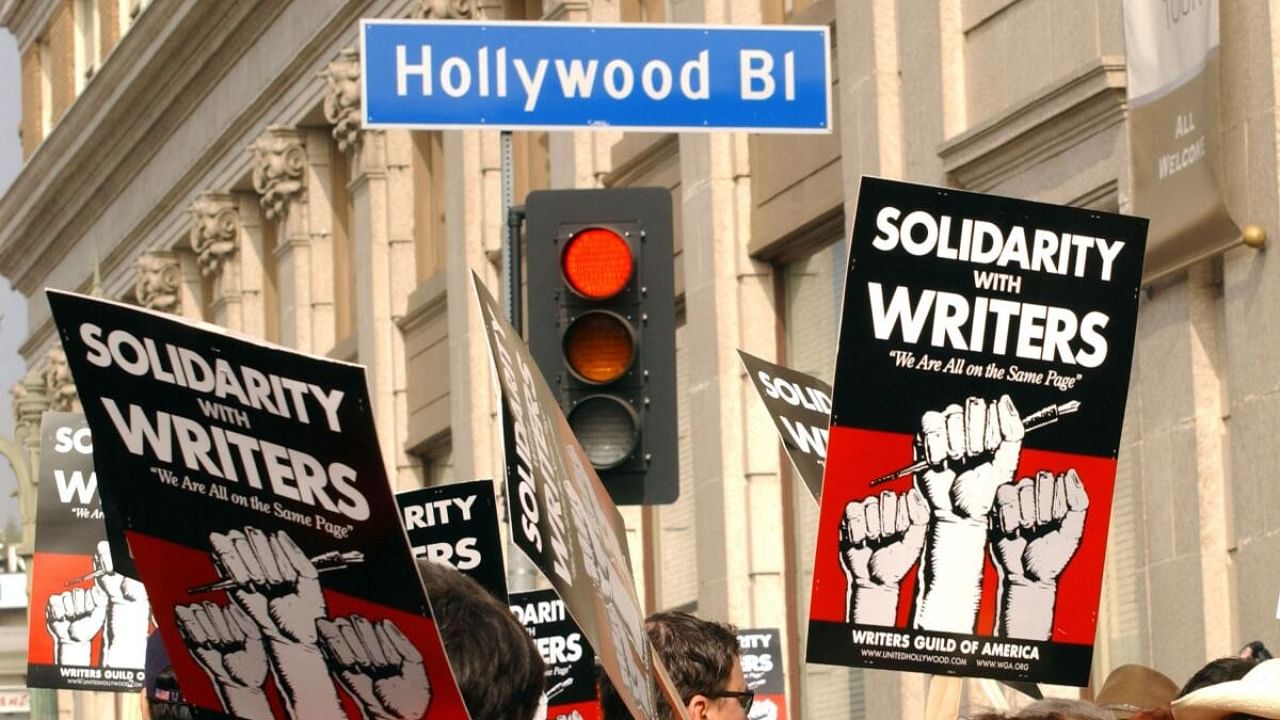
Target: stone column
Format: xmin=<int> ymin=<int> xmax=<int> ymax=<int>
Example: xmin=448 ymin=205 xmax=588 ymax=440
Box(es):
xmin=189 ymin=192 xmax=243 ymax=330
xmin=252 ymin=127 xmax=311 ymax=351
xmin=545 ymin=0 xmax=621 ymax=189
xmin=326 ymin=44 xmax=411 ymax=487
xmin=304 ymin=128 xmax=336 ymax=354
xmin=236 ymin=193 xmax=268 ymax=340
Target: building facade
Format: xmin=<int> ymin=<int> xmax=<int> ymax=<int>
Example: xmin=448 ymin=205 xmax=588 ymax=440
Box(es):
xmin=1 ymin=0 xmax=1278 ymax=718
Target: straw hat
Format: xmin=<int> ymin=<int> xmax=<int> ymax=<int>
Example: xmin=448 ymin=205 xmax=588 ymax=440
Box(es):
xmin=1172 ymin=659 xmax=1280 ymax=720
xmin=1095 ymin=664 xmax=1180 ymax=717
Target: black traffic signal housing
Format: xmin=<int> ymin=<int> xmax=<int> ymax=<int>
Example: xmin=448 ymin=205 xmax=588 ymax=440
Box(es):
xmin=525 ymin=188 xmax=678 ymax=506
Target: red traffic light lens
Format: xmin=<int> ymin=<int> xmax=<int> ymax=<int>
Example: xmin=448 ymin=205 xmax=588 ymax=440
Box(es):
xmin=568 ymin=395 xmax=640 ymax=469
xmin=562 ymin=228 xmax=633 ymax=300
xmin=563 ymin=311 xmax=635 ymax=384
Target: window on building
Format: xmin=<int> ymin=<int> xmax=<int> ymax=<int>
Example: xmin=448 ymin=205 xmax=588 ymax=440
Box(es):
xmin=38 ymin=38 xmax=52 ymax=137
xmin=411 ymin=132 xmax=446 ymax=284
xmin=332 ymin=144 xmax=356 ymax=342
xmin=780 ymin=237 xmax=866 ymax=718
xmin=74 ymin=0 xmax=100 ymax=91
xmin=419 ymin=440 xmax=455 ymax=487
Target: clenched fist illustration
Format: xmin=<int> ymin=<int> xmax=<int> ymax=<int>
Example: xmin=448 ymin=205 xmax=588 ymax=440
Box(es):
xmin=913 ymin=395 xmax=1024 ymax=633
xmin=839 ymin=488 xmax=929 ymax=625
xmin=318 ymin=615 xmax=432 ymax=720
xmin=990 ymin=469 xmax=1089 ymax=640
xmin=93 ymin=540 xmax=149 ymax=668
xmin=47 ymin=587 xmax=107 ymax=666
xmin=207 ymin=527 xmax=345 ymax=718
xmin=210 ymin=527 xmax=325 ymax=645
xmin=915 ymin=396 xmax=1024 ymax=522
xmin=176 ymin=602 xmax=272 ymax=720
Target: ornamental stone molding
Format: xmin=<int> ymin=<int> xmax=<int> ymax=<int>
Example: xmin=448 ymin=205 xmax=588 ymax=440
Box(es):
xmin=189 ymin=192 xmax=240 ymax=277
xmin=251 ymin=128 xmax=306 ymax=221
xmin=415 ymin=0 xmax=475 ymax=19
xmin=324 ymin=49 xmax=363 ymax=152
xmin=43 ymin=347 xmax=80 ymax=413
xmin=11 ymin=370 xmax=46 ymax=449
xmin=135 ymin=251 xmax=182 ymax=313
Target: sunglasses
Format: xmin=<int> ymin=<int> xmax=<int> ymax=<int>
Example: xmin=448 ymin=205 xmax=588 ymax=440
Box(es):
xmin=706 ymin=689 xmax=755 ymax=712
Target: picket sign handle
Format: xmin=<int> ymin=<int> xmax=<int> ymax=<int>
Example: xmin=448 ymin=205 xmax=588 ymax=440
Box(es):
xmin=924 ymin=676 xmax=963 ymax=720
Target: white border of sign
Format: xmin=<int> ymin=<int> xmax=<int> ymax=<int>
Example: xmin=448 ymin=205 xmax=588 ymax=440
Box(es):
xmin=359 ymin=18 xmax=833 ymax=134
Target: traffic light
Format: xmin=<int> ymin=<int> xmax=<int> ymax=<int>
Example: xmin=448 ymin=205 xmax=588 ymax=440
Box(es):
xmin=525 ymin=188 xmax=677 ymax=506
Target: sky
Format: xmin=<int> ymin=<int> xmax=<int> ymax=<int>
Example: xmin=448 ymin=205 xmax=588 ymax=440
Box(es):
xmin=0 ymin=29 xmax=26 ymax=535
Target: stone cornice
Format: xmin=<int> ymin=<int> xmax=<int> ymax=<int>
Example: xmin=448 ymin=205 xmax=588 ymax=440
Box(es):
xmin=1 ymin=0 xmax=59 ymax=52
xmin=938 ymin=56 xmax=1128 ymax=192
xmin=0 ymin=0 xmax=264 ymax=293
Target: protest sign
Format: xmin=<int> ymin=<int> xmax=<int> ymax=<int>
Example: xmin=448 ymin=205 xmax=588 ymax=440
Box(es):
xmin=397 ymin=480 xmax=507 ymax=602
xmin=474 ymin=274 xmax=686 ymax=720
xmin=47 ymin=290 xmax=469 ymax=719
xmin=511 ymin=589 xmax=600 ymax=720
xmin=28 ymin=413 xmax=150 ymax=691
xmin=805 ymin=177 xmax=1146 ymax=686
xmin=737 ymin=628 xmax=786 ymax=720
xmin=739 ymin=351 xmax=831 ymax=502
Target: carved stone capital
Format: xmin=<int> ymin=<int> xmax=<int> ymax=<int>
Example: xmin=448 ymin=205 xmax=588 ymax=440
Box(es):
xmin=43 ymin=347 xmax=80 ymax=413
xmin=190 ymin=192 xmax=240 ymax=278
xmin=251 ymin=128 xmax=306 ymax=221
xmin=13 ymin=369 xmax=48 ymax=451
xmin=415 ymin=0 xmax=475 ymax=18
xmin=135 ymin=251 xmax=182 ymax=313
xmin=324 ymin=49 xmax=363 ymax=152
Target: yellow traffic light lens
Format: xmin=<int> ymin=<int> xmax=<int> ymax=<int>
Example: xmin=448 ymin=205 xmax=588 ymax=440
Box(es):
xmin=569 ymin=395 xmax=639 ymax=469
xmin=562 ymin=228 xmax=633 ymax=300
xmin=563 ymin=311 xmax=635 ymax=384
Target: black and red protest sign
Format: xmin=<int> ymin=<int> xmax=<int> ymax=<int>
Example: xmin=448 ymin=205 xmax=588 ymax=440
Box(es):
xmin=474 ymin=274 xmax=687 ymax=720
xmin=511 ymin=589 xmax=600 ymax=720
xmin=47 ymin=290 xmax=469 ymax=719
xmin=397 ymin=480 xmax=507 ymax=602
xmin=739 ymin=351 xmax=831 ymax=502
xmin=805 ymin=177 xmax=1146 ymax=686
xmin=28 ymin=413 xmax=151 ymax=691
xmin=737 ymin=628 xmax=786 ymax=720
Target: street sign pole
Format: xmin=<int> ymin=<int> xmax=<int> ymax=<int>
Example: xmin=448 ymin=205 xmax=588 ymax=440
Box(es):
xmin=499 ymin=130 xmax=536 ymax=592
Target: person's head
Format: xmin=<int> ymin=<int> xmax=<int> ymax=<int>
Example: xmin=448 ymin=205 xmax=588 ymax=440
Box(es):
xmin=1179 ymin=657 xmax=1259 ymax=698
xmin=415 ymin=559 xmax=546 ymax=720
xmin=1172 ymin=658 xmax=1280 ymax=720
xmin=600 ymin=610 xmax=747 ymax=720
xmin=971 ymin=699 xmax=1112 ymax=720
xmin=1094 ymin=664 xmax=1180 ymax=718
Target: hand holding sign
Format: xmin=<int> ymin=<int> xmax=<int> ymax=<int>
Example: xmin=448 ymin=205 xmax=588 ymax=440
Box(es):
xmin=175 ymin=602 xmax=272 ymax=720
xmin=839 ymin=488 xmax=928 ymax=625
xmin=46 ymin=587 xmax=108 ymax=666
xmin=318 ymin=616 xmax=432 ymax=720
xmin=913 ymin=395 xmax=1024 ymax=634
xmin=989 ymin=470 xmax=1089 ymax=640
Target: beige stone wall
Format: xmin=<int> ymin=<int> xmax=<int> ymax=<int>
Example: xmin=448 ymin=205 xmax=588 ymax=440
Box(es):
xmin=3 ymin=0 xmax=1280 ymax=717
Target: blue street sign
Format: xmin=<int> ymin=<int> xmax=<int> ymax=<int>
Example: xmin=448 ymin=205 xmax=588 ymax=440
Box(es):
xmin=361 ymin=20 xmax=831 ymax=133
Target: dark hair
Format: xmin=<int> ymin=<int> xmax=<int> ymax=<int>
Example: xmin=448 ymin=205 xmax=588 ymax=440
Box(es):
xmin=416 ymin=559 xmax=545 ymax=720
xmin=146 ymin=669 xmax=237 ymax=720
xmin=600 ymin=611 xmax=740 ymax=720
xmin=1178 ymin=657 xmax=1257 ymax=698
